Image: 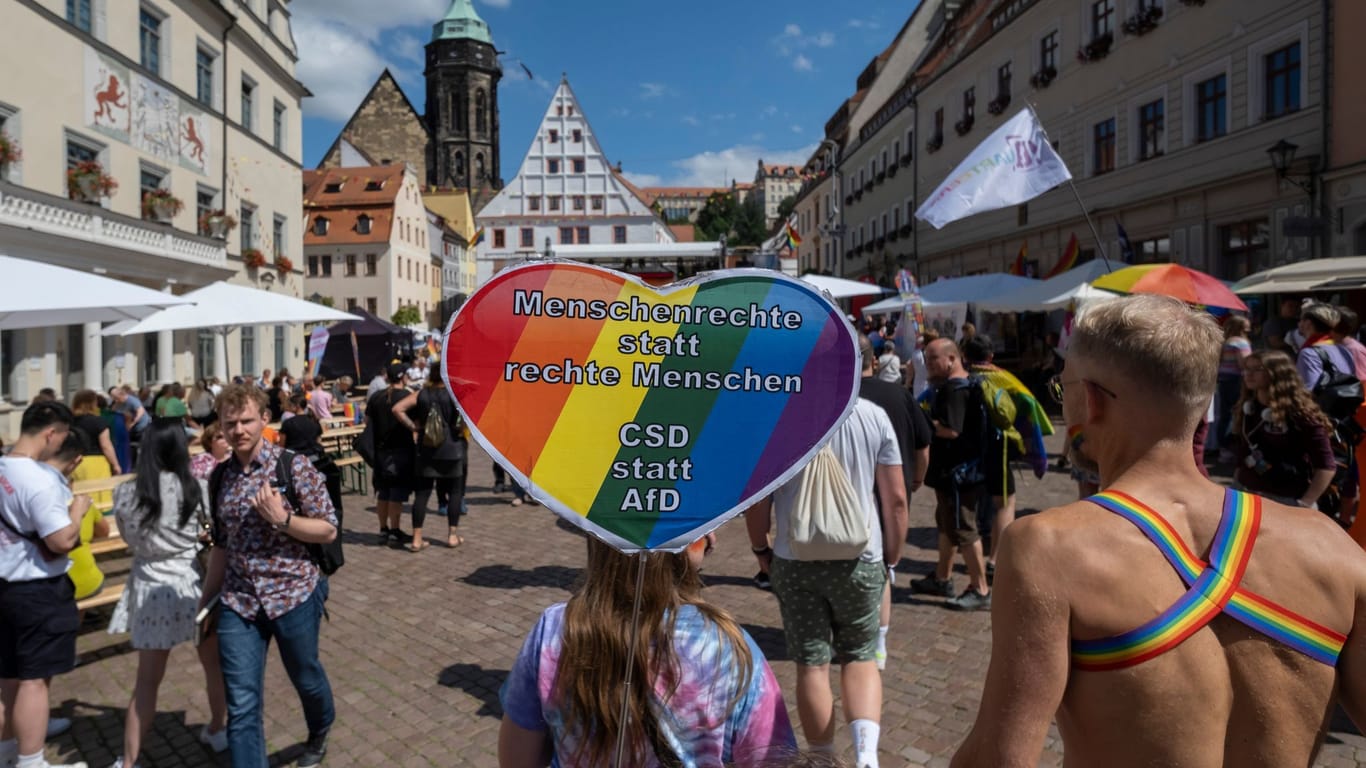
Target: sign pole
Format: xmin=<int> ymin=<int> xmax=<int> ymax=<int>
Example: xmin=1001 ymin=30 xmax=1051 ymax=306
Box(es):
xmin=612 ymin=553 xmax=649 ymax=768
xmin=1025 ymin=102 xmax=1113 ymax=270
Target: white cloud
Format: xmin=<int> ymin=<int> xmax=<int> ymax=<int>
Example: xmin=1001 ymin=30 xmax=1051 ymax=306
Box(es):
xmin=622 ymin=171 xmax=664 ymax=188
xmin=751 ymin=132 xmax=766 ymax=141
xmin=761 ymin=105 xmax=778 ymax=118
xmin=772 ymin=23 xmax=833 ymax=68
xmin=792 ymin=54 xmax=813 ymax=72
xmin=294 ymin=17 xmax=390 ymax=121
xmin=783 ymin=23 xmax=802 ymax=37
xmin=393 ymin=32 xmax=424 ymax=63
xmin=791 ymin=125 xmax=803 ymax=134
xmin=813 ymin=31 xmax=835 ymax=47
xmin=292 ymin=0 xmax=447 ymax=40
xmin=848 ymin=18 xmax=880 ymax=30
xmin=654 ymin=143 xmax=818 ymax=187
xmin=682 ymin=115 xmax=701 ymax=127
xmin=640 ymin=82 xmax=667 ymax=99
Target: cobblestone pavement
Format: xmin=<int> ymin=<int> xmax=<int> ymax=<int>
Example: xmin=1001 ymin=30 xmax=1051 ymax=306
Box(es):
xmin=43 ymin=430 xmax=1366 ymax=767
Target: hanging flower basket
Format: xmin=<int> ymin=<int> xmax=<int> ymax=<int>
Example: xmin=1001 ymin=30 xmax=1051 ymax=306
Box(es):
xmin=1030 ymin=66 xmax=1058 ymax=88
xmin=199 ymin=210 xmax=238 ymax=239
xmin=274 ymin=255 xmax=294 ymax=275
xmin=1077 ymin=33 xmax=1114 ymax=63
xmin=67 ymin=160 xmax=117 ymax=202
xmin=954 ymin=116 xmax=975 ymax=136
xmin=927 ymin=135 xmax=943 ymax=153
xmin=141 ymin=189 xmax=184 ymax=222
xmin=1122 ymin=5 xmax=1163 ymax=36
xmin=243 ymin=248 xmax=267 ymax=269
xmin=0 ymin=131 xmax=21 ymax=174
xmin=987 ymin=94 xmax=1012 ymax=115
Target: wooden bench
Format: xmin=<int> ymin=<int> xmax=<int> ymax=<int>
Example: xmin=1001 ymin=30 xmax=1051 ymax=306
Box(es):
xmin=334 ymin=455 xmax=367 ymax=495
xmin=72 ymin=474 xmax=134 ymax=497
xmin=77 ymin=579 xmax=125 ymax=611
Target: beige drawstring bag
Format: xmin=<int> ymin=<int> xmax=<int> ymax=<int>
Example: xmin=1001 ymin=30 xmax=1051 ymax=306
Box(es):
xmin=786 ymin=444 xmax=869 ymax=561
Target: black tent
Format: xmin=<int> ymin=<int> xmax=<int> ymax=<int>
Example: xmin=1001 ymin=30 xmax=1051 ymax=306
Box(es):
xmin=317 ymin=309 xmax=414 ymax=381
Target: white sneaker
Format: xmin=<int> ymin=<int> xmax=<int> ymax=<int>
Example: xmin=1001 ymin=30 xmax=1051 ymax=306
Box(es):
xmin=45 ymin=717 xmax=72 ymax=738
xmin=108 ymin=760 xmax=134 ymax=768
xmin=198 ymin=725 xmax=228 ymax=753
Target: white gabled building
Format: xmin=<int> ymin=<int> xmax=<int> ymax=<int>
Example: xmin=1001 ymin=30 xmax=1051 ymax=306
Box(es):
xmin=474 ymin=77 xmax=674 ymax=283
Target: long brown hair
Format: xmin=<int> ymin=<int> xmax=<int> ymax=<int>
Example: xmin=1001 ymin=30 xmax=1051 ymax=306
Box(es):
xmin=554 ymin=536 xmax=753 ymax=766
xmin=1233 ymin=350 xmax=1332 ymax=433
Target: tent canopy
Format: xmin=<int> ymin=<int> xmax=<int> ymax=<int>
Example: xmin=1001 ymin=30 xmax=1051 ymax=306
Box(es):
xmin=1231 ymin=256 xmax=1366 ymax=294
xmin=974 ymin=260 xmax=1122 ymax=312
xmin=323 ymin=307 xmax=408 ymax=337
xmin=106 ymin=281 xmax=360 ymax=336
xmin=800 ymin=274 xmax=891 ymax=299
xmin=0 ymin=254 xmax=192 ymax=330
xmin=317 ymin=308 xmax=413 ymax=381
xmin=918 ymin=273 xmax=1038 ymax=304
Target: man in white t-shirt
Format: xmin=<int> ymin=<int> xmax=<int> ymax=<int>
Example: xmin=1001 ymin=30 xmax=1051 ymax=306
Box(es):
xmin=405 ymin=357 xmax=429 ymax=390
xmin=0 ymin=401 xmax=89 ymax=768
xmin=746 ymin=398 xmax=908 ymax=768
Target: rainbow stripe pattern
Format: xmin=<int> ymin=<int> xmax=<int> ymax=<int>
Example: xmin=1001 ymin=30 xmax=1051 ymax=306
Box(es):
xmin=443 ymin=262 xmax=860 ymax=553
xmin=784 ymin=223 xmax=802 ymax=250
xmin=1072 ymin=489 xmax=1345 ymax=670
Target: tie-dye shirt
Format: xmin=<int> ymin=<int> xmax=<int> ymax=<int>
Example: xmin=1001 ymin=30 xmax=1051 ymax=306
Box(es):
xmin=500 ymin=602 xmax=795 ymax=767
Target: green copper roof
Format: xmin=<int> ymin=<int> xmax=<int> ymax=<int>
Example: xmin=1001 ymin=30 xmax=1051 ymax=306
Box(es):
xmin=432 ymin=0 xmax=493 ymax=44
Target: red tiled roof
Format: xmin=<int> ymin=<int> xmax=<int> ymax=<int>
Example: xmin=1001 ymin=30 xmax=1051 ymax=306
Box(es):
xmin=302 ymin=164 xmax=406 ymax=207
xmin=669 ymin=224 xmax=696 ymax=242
xmin=303 ymin=209 xmax=393 ymax=246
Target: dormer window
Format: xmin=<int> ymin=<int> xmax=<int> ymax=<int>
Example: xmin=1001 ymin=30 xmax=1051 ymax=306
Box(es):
xmin=365 ymin=179 xmax=383 ymax=191
xmin=324 ymin=182 xmax=342 ymax=193
xmin=312 ymin=217 xmax=328 ymax=236
xmin=549 ymin=129 xmax=559 ymax=143
xmin=572 ymin=129 xmax=582 ymax=143
xmin=356 ymin=214 xmax=372 ymax=235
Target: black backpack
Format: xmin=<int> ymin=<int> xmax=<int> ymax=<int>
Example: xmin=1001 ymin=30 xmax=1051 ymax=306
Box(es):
xmin=1312 ymin=348 xmax=1365 ymax=418
xmin=209 ymin=449 xmax=345 ymax=575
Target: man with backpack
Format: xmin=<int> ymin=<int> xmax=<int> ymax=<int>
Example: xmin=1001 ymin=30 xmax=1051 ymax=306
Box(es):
xmin=911 ymin=338 xmax=992 ymax=611
xmin=201 ymin=385 xmax=338 ymax=768
xmin=744 ymin=393 xmax=907 ymax=768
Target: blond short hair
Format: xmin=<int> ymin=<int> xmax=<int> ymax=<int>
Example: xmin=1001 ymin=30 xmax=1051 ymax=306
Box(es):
xmin=1070 ymin=295 xmax=1221 ymax=417
xmin=214 ymin=383 xmax=270 ymax=419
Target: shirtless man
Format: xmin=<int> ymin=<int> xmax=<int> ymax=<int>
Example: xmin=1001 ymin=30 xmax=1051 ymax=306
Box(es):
xmin=952 ymin=294 xmax=1366 ymax=768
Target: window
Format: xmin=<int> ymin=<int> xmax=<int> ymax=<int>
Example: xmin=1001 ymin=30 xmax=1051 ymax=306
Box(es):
xmin=67 ymin=0 xmax=92 ymax=32
xmin=196 ymin=48 xmax=215 ymax=106
xmin=613 ymin=225 xmax=627 ymax=244
xmin=548 ymin=196 xmax=561 ymax=212
xmin=997 ymin=63 xmax=1012 ymax=99
xmin=1195 ymin=75 xmax=1227 ymax=142
xmin=366 ymin=297 xmax=377 ymax=315
xmin=576 ymin=227 xmax=590 ymax=244
xmin=1040 ymin=31 xmax=1058 ymax=71
xmin=547 ymin=158 xmax=560 ymax=174
xmin=572 ymin=195 xmax=585 ymax=211
xmin=933 ymin=108 xmax=944 ymax=138
xmin=273 ymin=102 xmax=286 ymax=151
xmin=273 ymin=215 xmax=286 ymax=257
xmin=365 ymin=253 xmax=377 ymax=276
xmin=241 ymin=78 xmax=255 ymax=130
xmin=240 ymin=205 xmax=255 ymax=248
xmin=520 ymin=228 xmax=534 ymax=248
xmin=1265 ymin=43 xmax=1301 ymax=119
xmin=364 ymin=179 xmax=383 ymax=191
xmin=493 ymin=229 xmax=506 ymax=248
xmin=355 ymin=214 xmax=371 ymax=235
xmin=591 ymin=195 xmax=604 ymax=211
xmin=321 ymin=254 xmax=332 ymax=277
xmin=572 ymin=129 xmax=582 ymax=143
xmin=1138 ymin=99 xmax=1164 ymax=160
xmin=559 ymin=227 xmax=573 ymax=245
xmin=1093 ymin=118 xmax=1116 ymax=175
xmin=572 ymin=158 xmax=585 ymax=174
xmin=240 ymin=326 xmax=255 ymax=374
xmin=139 ymin=8 xmax=162 ymax=75
xmin=345 ymin=253 xmax=356 ymax=276
xmin=528 ymin=196 xmax=541 ymax=211
xmin=346 ymin=297 xmax=358 ymax=311
xmin=323 ymin=181 xmax=341 ymax=193
xmin=1091 ymin=0 xmax=1115 ymax=39
xmin=1132 ymin=236 xmax=1171 ymax=264
xmin=196 ymin=187 xmax=216 ymax=234
xmin=475 ymin=89 xmax=486 ymax=134
xmin=139 ymin=167 xmax=164 ymax=219
xmin=307 ymin=255 xmax=318 ymax=277
xmin=549 ymin=129 xmax=559 ymax=143
xmin=1218 ymin=219 xmax=1270 ymax=280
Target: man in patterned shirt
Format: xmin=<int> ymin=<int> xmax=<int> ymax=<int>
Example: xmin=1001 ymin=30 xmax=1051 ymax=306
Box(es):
xmin=201 ymin=385 xmax=338 ymax=768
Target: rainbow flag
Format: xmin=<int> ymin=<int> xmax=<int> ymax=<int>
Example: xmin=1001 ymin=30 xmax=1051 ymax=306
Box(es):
xmin=1009 ymin=242 xmax=1027 ymax=276
xmin=784 ymin=222 xmax=802 ymax=250
xmin=972 ymin=364 xmax=1056 ymax=478
xmin=342 ymin=401 xmax=357 ymax=423
xmin=426 ymin=336 xmax=439 ymax=359
xmin=471 ymin=227 xmax=486 ymax=247
xmin=1045 ymin=233 xmax=1080 ymax=278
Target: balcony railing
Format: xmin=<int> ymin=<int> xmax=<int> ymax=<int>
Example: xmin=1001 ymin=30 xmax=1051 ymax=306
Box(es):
xmin=0 ymin=181 xmax=226 ymax=269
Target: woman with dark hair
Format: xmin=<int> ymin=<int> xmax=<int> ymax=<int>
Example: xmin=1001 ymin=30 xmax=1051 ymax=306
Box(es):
xmin=498 ymin=535 xmax=795 ymax=767
xmin=392 ymin=373 xmax=466 ymax=551
xmin=107 ymin=420 xmax=228 ymax=766
xmin=1232 ymin=350 xmax=1337 ymax=508
xmin=69 ymin=388 xmax=122 ymax=507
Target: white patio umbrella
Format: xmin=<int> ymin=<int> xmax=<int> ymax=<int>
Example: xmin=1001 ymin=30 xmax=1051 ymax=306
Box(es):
xmin=0 ymin=254 xmax=193 ymax=330
xmin=106 ymin=281 xmax=361 ymax=379
xmin=799 ymin=274 xmax=892 ymax=299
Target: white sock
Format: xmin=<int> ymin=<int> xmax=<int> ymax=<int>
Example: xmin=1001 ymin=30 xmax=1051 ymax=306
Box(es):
xmin=851 ymin=719 xmax=880 ymax=768
xmin=16 ymin=751 xmax=46 ymax=768
xmin=877 ymin=626 xmax=889 ymax=655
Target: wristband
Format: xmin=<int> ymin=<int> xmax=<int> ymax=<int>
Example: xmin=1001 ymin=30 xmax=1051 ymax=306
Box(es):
xmin=751 ymin=545 xmax=773 ymax=555
xmin=274 ymin=510 xmax=292 ymax=532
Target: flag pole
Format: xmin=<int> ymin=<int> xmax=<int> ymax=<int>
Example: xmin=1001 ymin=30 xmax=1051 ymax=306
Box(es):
xmin=611 ymin=552 xmax=649 ymax=768
xmin=1025 ymin=102 xmax=1113 ymax=270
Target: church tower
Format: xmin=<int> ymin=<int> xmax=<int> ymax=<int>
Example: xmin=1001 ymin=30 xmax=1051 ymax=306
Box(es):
xmin=425 ymin=0 xmax=502 ymax=193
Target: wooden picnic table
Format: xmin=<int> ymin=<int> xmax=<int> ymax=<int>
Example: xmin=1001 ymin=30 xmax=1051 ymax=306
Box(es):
xmin=73 ymin=474 xmax=134 ymax=497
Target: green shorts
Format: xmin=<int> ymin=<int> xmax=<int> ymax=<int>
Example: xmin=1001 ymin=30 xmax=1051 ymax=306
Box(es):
xmin=770 ymin=557 xmax=887 ymax=666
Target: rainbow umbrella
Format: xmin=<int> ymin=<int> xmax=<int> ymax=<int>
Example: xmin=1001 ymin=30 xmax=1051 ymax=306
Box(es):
xmin=1091 ymin=264 xmax=1247 ymax=312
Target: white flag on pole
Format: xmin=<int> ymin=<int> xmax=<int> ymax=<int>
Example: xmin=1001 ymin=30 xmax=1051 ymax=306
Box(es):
xmin=915 ymin=108 xmax=1072 ymax=230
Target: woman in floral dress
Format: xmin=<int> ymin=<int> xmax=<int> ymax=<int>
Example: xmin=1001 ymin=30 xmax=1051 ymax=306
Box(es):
xmin=107 ymin=421 xmax=228 ymax=767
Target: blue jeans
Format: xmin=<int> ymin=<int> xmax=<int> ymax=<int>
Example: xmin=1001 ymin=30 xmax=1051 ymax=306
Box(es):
xmin=217 ymin=582 xmax=334 ymax=768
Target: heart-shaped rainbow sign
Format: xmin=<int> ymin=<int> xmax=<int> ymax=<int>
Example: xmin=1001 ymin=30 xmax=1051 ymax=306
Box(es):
xmin=443 ymin=262 xmax=860 ymax=553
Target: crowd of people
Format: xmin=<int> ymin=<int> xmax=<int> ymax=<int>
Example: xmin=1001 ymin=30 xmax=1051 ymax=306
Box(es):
xmin=7 ymin=292 xmax=1366 ymax=768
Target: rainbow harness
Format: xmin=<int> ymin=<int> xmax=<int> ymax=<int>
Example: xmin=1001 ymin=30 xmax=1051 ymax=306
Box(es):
xmin=1071 ymin=489 xmax=1346 ymax=671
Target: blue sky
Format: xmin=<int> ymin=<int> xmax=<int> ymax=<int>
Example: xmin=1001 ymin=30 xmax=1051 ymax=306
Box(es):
xmin=292 ymin=0 xmax=915 ymax=188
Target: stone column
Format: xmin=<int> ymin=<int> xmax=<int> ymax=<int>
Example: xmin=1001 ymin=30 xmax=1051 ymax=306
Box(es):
xmin=41 ymin=327 xmax=58 ymax=395
xmin=83 ymin=321 xmax=103 ymax=392
xmin=157 ymin=286 xmax=174 ymax=384
xmin=213 ymin=332 xmax=228 ymax=381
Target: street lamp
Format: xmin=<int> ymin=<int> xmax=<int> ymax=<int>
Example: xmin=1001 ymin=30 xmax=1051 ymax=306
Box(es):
xmin=308 ymin=291 xmax=323 ymax=304
xmin=1266 ymin=139 xmax=1310 ymax=191
xmin=1266 ymin=139 xmax=1321 ymax=258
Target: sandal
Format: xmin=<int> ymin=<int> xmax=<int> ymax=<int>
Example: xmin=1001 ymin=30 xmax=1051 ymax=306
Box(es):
xmin=405 ymin=541 xmax=429 ymax=553
xmin=447 ymin=534 xmax=464 ymax=548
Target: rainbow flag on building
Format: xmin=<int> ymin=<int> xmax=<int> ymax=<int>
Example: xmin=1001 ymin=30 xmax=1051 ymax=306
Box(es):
xmin=1045 ymin=233 xmax=1080 ymax=278
xmin=784 ymin=222 xmax=802 ymax=250
xmin=471 ymin=227 xmax=486 ymax=246
xmin=1009 ymin=242 xmax=1027 ymax=275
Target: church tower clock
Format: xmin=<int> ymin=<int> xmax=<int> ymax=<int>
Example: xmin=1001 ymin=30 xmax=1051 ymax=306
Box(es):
xmin=425 ymin=0 xmax=502 ymax=192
